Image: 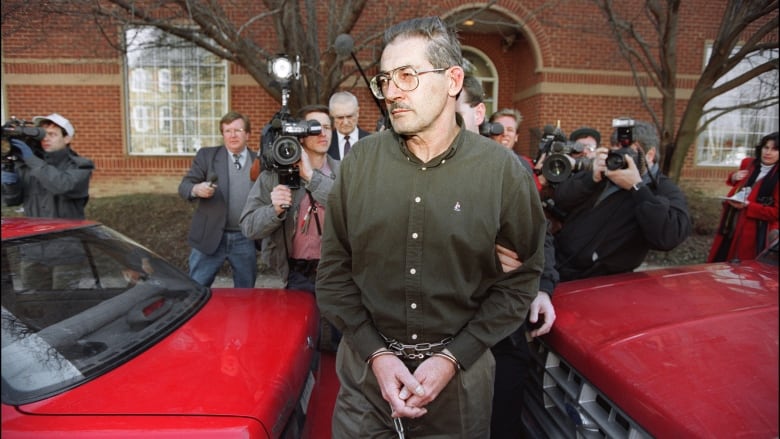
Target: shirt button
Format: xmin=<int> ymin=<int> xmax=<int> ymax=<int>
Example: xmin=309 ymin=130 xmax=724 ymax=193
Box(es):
xmin=412 ymin=232 xmax=419 ymax=239
xmin=421 ymin=167 xmax=427 ymax=171
xmin=410 ymin=268 xmax=416 ymax=275
xmin=410 ymin=303 xmax=417 ymax=309
xmin=411 ymin=334 xmax=418 ymax=340
xmin=414 ymin=196 xmax=421 ymax=203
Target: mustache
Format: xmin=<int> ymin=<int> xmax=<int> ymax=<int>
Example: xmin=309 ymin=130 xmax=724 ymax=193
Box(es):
xmin=389 ymin=102 xmax=412 ymax=112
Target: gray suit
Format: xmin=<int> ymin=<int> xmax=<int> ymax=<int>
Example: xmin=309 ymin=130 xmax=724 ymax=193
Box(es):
xmin=178 ymin=146 xmax=257 ymax=255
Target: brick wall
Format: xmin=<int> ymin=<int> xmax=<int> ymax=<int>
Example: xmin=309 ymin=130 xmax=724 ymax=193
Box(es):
xmin=2 ymin=0 xmax=764 ymax=197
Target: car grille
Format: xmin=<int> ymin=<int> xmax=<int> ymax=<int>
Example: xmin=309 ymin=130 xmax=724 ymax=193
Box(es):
xmin=523 ymin=338 xmax=653 ymax=439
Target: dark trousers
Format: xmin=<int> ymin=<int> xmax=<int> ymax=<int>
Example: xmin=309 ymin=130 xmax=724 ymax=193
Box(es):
xmin=490 ymin=325 xmax=531 ymax=439
xmin=287 ymin=258 xmax=341 ymax=351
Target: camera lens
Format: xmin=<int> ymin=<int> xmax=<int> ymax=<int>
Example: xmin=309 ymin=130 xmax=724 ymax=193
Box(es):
xmin=272 ymin=136 xmax=302 ymax=166
xmin=606 ymin=151 xmax=627 ymax=170
xmin=542 ymin=155 xmax=573 ymax=183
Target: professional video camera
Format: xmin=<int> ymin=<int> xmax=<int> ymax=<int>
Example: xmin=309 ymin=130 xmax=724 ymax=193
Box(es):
xmin=606 ymin=118 xmax=638 ymax=171
xmin=259 ymin=55 xmax=322 ymax=191
xmin=535 ymin=122 xmax=592 ymax=184
xmin=1 ymin=117 xmax=46 ymax=171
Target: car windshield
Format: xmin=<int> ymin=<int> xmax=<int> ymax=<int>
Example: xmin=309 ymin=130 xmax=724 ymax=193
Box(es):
xmin=1 ymin=224 xmax=209 ymax=405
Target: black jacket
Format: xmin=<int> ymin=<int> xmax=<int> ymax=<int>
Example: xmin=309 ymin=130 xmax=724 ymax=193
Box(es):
xmin=553 ymin=169 xmax=691 ymax=281
xmin=327 ymin=127 xmax=370 ymax=160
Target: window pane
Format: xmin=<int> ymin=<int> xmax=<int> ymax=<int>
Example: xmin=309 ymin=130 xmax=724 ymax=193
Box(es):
xmin=125 ymin=27 xmax=228 ymax=155
xmin=697 ymin=46 xmax=779 ymax=167
xmin=463 ymin=48 xmax=499 ymax=118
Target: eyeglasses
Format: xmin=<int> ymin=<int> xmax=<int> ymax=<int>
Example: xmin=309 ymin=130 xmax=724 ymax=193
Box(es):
xmin=223 ymin=128 xmax=246 ymax=136
xmin=333 ymin=114 xmax=356 ymax=121
xmin=369 ymin=65 xmax=449 ymax=99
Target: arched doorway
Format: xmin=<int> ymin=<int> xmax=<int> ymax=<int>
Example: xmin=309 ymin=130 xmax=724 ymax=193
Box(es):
xmin=445 ymin=6 xmax=544 ymax=154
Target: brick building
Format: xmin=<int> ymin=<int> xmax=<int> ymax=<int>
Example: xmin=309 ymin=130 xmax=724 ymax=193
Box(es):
xmin=2 ymin=0 xmax=777 ymax=197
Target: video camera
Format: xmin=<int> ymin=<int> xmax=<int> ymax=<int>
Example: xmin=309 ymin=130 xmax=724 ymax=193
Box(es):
xmin=606 ymin=118 xmax=638 ymax=171
xmin=535 ymin=122 xmax=592 ymax=184
xmin=1 ymin=118 xmax=46 ymax=171
xmin=260 ymin=55 xmax=322 ymax=191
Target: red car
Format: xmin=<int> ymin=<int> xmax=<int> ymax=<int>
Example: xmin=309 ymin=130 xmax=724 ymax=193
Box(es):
xmin=1 ymin=217 xmax=337 ymax=438
xmin=523 ymin=239 xmax=779 ymax=438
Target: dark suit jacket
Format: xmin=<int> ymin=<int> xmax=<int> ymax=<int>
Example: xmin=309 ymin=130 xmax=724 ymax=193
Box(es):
xmin=177 ymin=146 xmax=257 ymax=255
xmin=327 ymin=127 xmax=370 ymax=160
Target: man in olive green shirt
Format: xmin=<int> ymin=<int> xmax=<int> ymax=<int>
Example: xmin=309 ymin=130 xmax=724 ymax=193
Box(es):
xmin=316 ymin=16 xmax=546 ymax=438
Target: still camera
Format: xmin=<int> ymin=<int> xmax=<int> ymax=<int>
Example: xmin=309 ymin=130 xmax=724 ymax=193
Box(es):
xmin=606 ymin=118 xmax=638 ymax=171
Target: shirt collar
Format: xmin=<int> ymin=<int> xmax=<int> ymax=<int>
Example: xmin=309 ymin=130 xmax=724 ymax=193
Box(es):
xmin=395 ymin=113 xmax=464 ymax=168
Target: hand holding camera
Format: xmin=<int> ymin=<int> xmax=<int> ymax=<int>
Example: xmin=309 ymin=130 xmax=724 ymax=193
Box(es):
xmin=9 ymin=139 xmax=34 ymax=160
xmin=2 ymin=118 xmax=45 ymax=169
xmin=603 ymin=153 xmax=643 ymax=190
xmin=270 ymin=184 xmax=294 ymax=216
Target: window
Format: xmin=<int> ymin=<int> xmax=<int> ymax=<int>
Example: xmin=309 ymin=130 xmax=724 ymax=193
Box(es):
xmin=159 ymin=106 xmax=172 ymax=133
xmin=158 ymin=69 xmax=171 ymax=93
xmin=132 ymin=106 xmax=151 ymax=133
xmin=463 ymin=47 xmax=499 ymax=117
xmin=124 ymin=27 xmax=228 ymax=155
xmin=696 ymin=45 xmax=779 ymax=166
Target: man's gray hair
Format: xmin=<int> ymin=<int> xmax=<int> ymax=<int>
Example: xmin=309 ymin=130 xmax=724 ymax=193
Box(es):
xmin=383 ymin=16 xmax=463 ymax=69
xmin=329 ymin=91 xmax=359 ymax=109
xmin=631 ymin=120 xmax=659 ymax=152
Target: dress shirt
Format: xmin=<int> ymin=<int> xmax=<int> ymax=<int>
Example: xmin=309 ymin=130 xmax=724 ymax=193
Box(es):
xmin=316 ymin=125 xmax=546 ymax=369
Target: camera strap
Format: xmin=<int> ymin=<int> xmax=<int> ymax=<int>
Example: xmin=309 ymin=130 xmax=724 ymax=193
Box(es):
xmin=304 ymin=190 xmax=322 ymax=236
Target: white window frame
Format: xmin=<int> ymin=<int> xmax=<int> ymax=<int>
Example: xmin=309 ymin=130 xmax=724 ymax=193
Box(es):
xmin=696 ymin=44 xmax=779 ymax=167
xmin=124 ymin=26 xmax=228 ymax=156
xmin=462 ymin=47 xmax=500 ymax=117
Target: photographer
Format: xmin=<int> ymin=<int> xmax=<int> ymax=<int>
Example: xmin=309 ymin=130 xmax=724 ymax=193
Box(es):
xmin=240 ymin=105 xmax=340 ymax=347
xmin=552 ymin=119 xmax=691 ymax=281
xmin=1 ymin=113 xmax=93 ymax=219
xmin=569 ymin=126 xmax=600 ymax=159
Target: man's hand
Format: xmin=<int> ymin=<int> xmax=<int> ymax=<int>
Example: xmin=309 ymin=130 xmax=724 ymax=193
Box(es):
xmin=603 ymin=153 xmax=642 ymax=190
xmin=591 ymin=146 xmax=609 ymax=183
xmin=191 ymin=181 xmax=217 ymax=199
xmin=399 ymin=354 xmax=457 ymax=414
xmin=495 ymin=243 xmax=522 ymax=272
xmin=371 ymin=354 xmax=428 ymax=419
xmin=1 ymin=170 xmax=19 ymax=185
xmin=527 ymin=291 xmax=555 ymax=337
xmin=298 ymin=148 xmax=313 ymax=182
xmin=10 ymin=139 xmax=34 ymax=160
xmin=270 ymin=184 xmax=293 ymax=215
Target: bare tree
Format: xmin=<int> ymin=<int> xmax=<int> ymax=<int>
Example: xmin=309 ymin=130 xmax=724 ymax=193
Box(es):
xmin=16 ymin=0 xmax=402 ymax=111
xmin=597 ymin=0 xmax=779 ymax=181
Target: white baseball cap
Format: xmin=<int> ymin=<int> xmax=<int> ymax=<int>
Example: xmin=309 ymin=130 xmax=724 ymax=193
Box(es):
xmin=33 ymin=113 xmax=75 ymax=137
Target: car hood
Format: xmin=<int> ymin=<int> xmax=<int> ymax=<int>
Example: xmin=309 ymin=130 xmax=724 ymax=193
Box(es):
xmin=546 ymin=261 xmax=779 ymax=438
xmin=5 ymin=288 xmax=320 ymax=436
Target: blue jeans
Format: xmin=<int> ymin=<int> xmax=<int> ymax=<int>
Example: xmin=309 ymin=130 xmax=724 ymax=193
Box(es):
xmin=189 ymin=231 xmax=257 ymax=288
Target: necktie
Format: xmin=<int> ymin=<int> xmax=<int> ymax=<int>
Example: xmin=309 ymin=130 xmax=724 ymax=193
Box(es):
xmin=233 ymin=153 xmax=241 ymax=170
xmin=343 ymin=136 xmax=351 ymax=157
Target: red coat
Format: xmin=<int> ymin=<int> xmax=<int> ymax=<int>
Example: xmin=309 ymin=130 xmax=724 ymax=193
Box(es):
xmin=708 ymin=158 xmax=779 ymax=262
